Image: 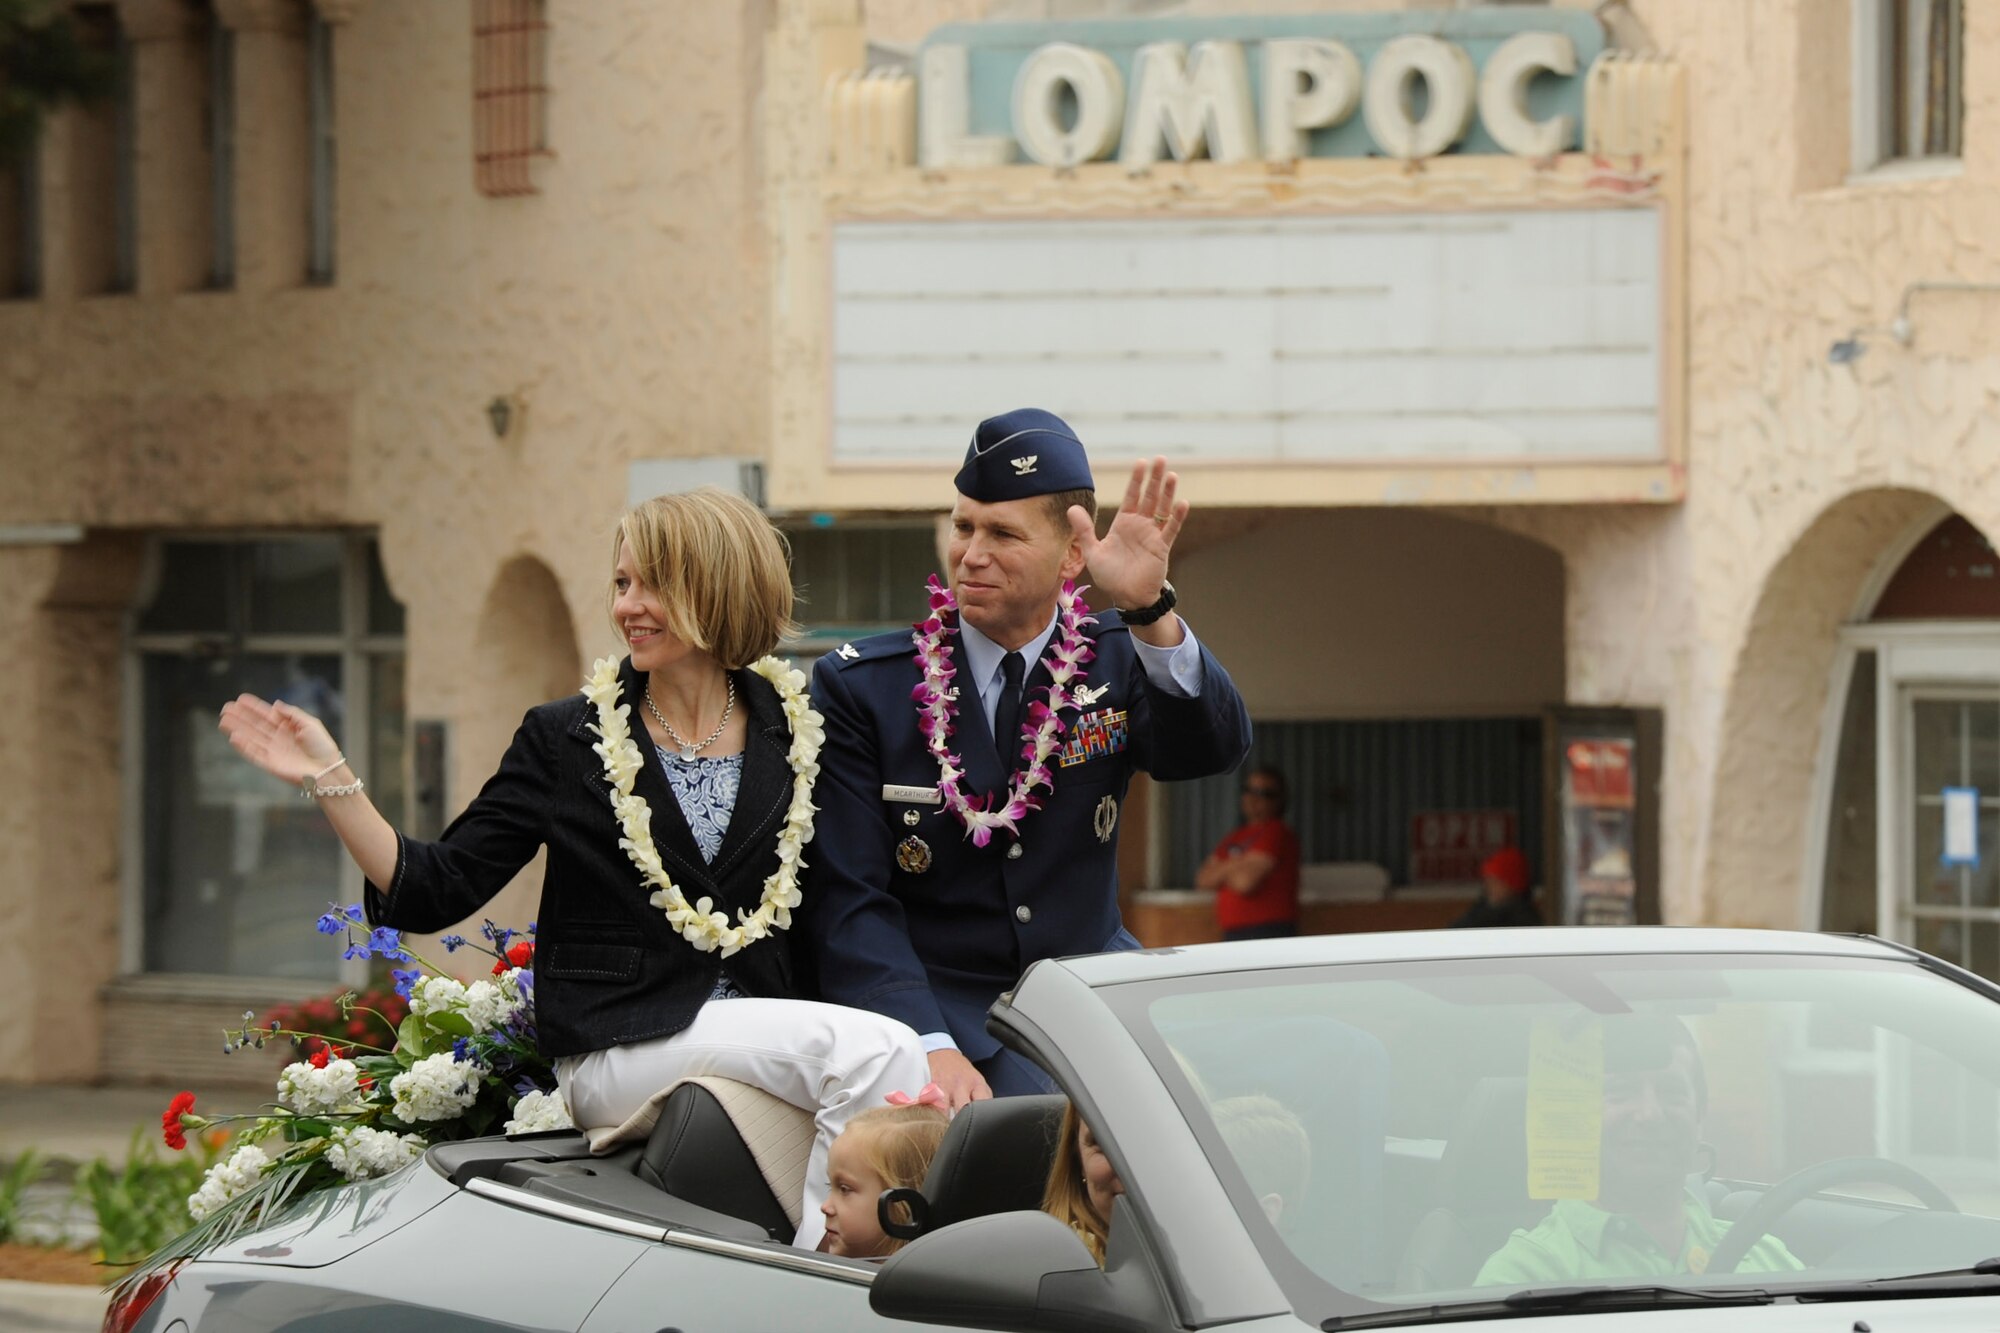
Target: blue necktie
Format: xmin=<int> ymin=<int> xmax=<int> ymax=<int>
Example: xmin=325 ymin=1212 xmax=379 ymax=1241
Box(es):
xmin=993 ymin=651 xmax=1025 ymax=772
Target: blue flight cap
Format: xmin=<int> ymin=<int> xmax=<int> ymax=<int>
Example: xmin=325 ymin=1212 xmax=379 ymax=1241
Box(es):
xmin=953 ymin=408 xmax=1095 ymax=503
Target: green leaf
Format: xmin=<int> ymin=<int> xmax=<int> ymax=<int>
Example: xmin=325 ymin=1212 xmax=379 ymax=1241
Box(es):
xmin=425 ymin=1011 xmax=475 ymax=1040
xmin=394 ymin=1014 xmax=428 ymax=1060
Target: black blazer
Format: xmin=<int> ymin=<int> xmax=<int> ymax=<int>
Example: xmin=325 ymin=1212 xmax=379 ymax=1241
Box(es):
xmin=364 ymin=658 xmax=802 ymax=1058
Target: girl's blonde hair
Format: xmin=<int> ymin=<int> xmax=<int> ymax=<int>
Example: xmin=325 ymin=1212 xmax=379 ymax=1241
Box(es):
xmin=1039 ymin=1102 xmax=1109 ymax=1263
xmin=610 ymin=488 xmax=799 ymax=668
xmin=842 ymin=1104 xmax=950 ymax=1255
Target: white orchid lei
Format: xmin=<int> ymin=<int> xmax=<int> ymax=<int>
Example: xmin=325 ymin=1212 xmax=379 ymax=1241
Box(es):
xmin=912 ymin=575 xmax=1097 ymax=849
xmin=583 ymin=656 xmax=823 ymax=956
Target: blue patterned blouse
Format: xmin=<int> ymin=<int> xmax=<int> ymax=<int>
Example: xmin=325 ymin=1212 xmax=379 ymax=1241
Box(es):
xmin=657 ymin=746 xmax=748 ymax=1002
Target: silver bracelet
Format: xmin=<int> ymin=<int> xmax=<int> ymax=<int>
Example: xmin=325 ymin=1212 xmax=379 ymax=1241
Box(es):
xmin=300 ymin=757 xmax=365 ymax=800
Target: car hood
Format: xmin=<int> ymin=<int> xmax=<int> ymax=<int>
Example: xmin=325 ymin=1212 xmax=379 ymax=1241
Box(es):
xmin=193 ymin=1156 xmax=455 ymax=1269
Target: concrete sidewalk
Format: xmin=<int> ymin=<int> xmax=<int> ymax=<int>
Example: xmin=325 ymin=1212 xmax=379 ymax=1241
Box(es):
xmin=0 ymin=1278 xmax=105 ymax=1333
xmin=0 ymin=1085 xmax=181 ymax=1168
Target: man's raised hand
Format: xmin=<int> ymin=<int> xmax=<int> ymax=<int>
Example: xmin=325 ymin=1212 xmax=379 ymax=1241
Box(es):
xmin=1067 ymin=456 xmax=1186 ymax=613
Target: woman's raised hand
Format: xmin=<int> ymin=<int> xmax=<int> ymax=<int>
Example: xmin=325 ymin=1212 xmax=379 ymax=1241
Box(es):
xmin=218 ymin=695 xmax=344 ymax=787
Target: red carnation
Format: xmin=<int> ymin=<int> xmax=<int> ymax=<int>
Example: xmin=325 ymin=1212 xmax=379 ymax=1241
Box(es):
xmin=308 ymin=1046 xmax=330 ymax=1069
xmin=161 ymin=1091 xmax=196 ymax=1151
xmin=492 ymin=940 xmax=534 ymax=975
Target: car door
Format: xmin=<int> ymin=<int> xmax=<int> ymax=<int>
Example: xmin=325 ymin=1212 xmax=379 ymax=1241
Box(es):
xmin=578 ymin=1234 xmax=963 ymax=1333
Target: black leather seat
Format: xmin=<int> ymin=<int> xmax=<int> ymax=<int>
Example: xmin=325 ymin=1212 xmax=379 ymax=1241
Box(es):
xmin=1396 ymin=1077 xmax=1546 ymax=1292
xmin=891 ymin=1093 xmax=1067 ymax=1239
xmin=636 ymin=1081 xmax=796 ymax=1241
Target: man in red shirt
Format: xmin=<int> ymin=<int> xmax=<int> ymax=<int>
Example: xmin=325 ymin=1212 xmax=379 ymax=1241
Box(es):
xmin=1196 ymin=766 xmax=1301 ymax=941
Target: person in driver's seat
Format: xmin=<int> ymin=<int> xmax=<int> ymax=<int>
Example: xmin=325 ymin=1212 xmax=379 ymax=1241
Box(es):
xmin=1476 ymin=1016 xmax=1803 ymax=1286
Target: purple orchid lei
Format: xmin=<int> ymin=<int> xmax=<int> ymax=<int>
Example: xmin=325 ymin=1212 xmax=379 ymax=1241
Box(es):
xmin=910 ymin=574 xmax=1097 ymax=848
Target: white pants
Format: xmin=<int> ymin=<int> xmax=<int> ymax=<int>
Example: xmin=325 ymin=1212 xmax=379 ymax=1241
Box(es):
xmin=555 ymin=999 xmax=928 ymax=1250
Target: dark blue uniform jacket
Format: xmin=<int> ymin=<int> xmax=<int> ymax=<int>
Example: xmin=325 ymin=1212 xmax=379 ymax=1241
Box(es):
xmin=801 ymin=611 xmax=1251 ymax=1059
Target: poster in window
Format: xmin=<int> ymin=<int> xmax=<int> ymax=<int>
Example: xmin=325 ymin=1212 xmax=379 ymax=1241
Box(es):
xmin=1562 ymin=736 xmax=1637 ymax=926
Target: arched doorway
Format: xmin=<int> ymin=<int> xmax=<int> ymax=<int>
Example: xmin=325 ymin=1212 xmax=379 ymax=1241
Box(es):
xmin=1814 ymin=512 xmax=2000 ymax=977
xmin=451 ymin=555 xmax=581 ymax=952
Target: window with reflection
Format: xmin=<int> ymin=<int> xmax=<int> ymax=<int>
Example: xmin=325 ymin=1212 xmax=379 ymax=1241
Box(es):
xmin=133 ymin=536 xmax=405 ymax=979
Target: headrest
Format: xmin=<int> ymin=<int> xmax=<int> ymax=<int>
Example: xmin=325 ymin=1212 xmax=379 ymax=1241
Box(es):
xmin=637 ymin=1079 xmax=807 ymax=1241
xmin=1439 ymin=1076 xmax=1533 ymax=1215
xmin=918 ymin=1094 xmax=1068 ymax=1231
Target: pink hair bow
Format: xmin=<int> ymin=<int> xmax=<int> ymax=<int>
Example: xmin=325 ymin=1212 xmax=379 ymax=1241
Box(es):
xmin=885 ymin=1082 xmax=950 ymax=1111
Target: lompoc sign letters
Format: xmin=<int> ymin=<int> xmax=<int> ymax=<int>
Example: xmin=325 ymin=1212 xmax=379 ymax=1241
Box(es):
xmin=922 ymin=29 xmax=1584 ymax=169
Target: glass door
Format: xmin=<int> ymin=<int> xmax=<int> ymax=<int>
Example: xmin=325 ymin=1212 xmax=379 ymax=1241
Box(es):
xmin=1899 ymin=689 xmax=2000 ymax=978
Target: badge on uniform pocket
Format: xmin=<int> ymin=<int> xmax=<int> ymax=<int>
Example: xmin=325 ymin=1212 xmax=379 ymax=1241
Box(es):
xmin=1058 ymin=708 xmax=1129 ymax=768
xmin=896 ymin=835 xmax=933 ymax=874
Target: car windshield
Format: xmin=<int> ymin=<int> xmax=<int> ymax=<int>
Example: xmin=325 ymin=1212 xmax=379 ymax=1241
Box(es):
xmin=1108 ymin=948 xmax=2000 ymax=1323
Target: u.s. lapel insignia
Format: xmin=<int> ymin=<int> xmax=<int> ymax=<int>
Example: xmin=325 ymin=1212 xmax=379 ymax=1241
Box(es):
xmin=896 ymin=835 xmax=933 ymax=874
xmin=902 ymin=808 xmax=921 ymax=827
xmin=837 ymin=643 xmax=859 ymax=660
xmin=1093 ymin=795 xmax=1119 ymax=844
xmin=1073 ymin=682 xmax=1109 ymax=708
xmin=1011 ymin=455 xmax=1038 ymax=476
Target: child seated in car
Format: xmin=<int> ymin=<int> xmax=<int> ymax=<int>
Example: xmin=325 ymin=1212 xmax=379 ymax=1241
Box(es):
xmin=1041 ymin=1103 xmax=1124 ymax=1264
xmin=1213 ymin=1093 xmax=1312 ymax=1231
xmin=819 ymin=1102 xmax=949 ymax=1258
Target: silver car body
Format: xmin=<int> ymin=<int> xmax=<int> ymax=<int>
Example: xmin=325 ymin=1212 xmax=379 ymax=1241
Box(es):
xmin=135 ymin=928 xmax=2000 ymax=1331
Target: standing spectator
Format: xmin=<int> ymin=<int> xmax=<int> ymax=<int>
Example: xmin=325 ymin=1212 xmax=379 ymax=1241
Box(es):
xmin=1196 ymin=766 xmax=1301 ymax=941
xmin=1451 ymin=846 xmax=1543 ymax=928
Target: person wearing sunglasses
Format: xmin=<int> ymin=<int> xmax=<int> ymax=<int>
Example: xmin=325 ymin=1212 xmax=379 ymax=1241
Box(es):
xmin=1195 ymin=766 xmax=1301 ymax=941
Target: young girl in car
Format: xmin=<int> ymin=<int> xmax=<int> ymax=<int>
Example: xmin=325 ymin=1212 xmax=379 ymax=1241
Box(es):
xmin=1041 ymin=1103 xmax=1126 ymax=1263
xmin=819 ymin=1102 xmax=950 ymax=1258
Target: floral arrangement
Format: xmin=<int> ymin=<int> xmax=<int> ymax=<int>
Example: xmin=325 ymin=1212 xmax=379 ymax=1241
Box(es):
xmin=583 ymin=654 xmax=823 ymax=955
xmin=911 ymin=574 xmax=1097 ymax=847
xmin=157 ymin=906 xmax=571 ymax=1255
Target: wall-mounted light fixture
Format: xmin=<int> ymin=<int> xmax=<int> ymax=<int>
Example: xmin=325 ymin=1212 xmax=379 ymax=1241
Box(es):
xmin=1829 ymin=280 xmax=2000 ymax=365
xmin=486 ymin=394 xmax=523 ymax=439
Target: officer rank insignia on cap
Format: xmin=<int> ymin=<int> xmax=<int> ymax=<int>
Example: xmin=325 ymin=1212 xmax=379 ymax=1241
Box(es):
xmin=954 ymin=408 xmax=1094 ymax=503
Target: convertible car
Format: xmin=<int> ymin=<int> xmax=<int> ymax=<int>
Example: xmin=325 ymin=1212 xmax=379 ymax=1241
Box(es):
xmin=116 ymin=928 xmax=2000 ymax=1331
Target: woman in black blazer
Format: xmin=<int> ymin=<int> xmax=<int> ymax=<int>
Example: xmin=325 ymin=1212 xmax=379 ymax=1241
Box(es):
xmin=218 ymin=488 xmax=928 ymax=1248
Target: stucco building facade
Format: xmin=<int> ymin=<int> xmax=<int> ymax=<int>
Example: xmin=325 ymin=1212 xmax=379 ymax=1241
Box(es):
xmin=0 ymin=0 xmax=1992 ymax=1085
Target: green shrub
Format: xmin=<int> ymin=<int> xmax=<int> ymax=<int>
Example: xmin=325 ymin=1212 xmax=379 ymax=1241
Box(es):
xmin=73 ymin=1132 xmax=219 ymax=1265
xmin=0 ymin=1150 xmax=45 ymax=1244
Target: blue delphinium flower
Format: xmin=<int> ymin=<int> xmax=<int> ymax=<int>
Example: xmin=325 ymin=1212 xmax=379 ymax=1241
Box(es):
xmin=390 ymin=967 xmax=423 ymax=1000
xmin=366 ymin=927 xmax=410 ymax=962
xmin=341 ymin=937 xmax=372 ymax=962
xmin=315 ymin=906 xmax=348 ymax=935
xmin=439 ymin=934 xmax=466 ymax=953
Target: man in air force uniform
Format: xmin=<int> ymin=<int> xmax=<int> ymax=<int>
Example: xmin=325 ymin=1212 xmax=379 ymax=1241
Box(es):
xmin=804 ymin=408 xmax=1252 ymax=1104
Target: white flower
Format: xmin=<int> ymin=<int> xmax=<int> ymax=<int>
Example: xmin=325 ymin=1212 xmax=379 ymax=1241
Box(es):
xmin=590 ymin=653 xmax=819 ymax=954
xmin=388 ymin=1053 xmax=483 ymax=1122
xmin=461 ymin=975 xmax=523 ymax=1032
xmin=187 ymin=1143 xmax=270 ymax=1222
xmin=503 ymin=1089 xmax=574 ymax=1136
xmin=325 ymin=1125 xmax=425 ymax=1181
xmin=276 ymin=1058 xmax=364 ymax=1115
xmin=409 ymin=975 xmax=468 ymax=1018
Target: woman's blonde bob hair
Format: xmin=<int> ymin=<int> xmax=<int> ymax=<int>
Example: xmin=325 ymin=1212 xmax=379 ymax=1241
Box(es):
xmin=610 ymin=488 xmax=799 ymax=668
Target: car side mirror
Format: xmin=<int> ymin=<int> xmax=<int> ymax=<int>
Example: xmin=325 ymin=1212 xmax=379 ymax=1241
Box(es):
xmin=870 ymin=1210 xmax=1161 ymax=1333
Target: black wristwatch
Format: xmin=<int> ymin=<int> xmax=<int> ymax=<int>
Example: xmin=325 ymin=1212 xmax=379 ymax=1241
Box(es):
xmin=1119 ymin=581 xmax=1177 ymax=627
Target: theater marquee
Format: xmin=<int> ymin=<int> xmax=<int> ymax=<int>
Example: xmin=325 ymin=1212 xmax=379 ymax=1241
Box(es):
xmin=764 ymin=4 xmax=1687 ymax=512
